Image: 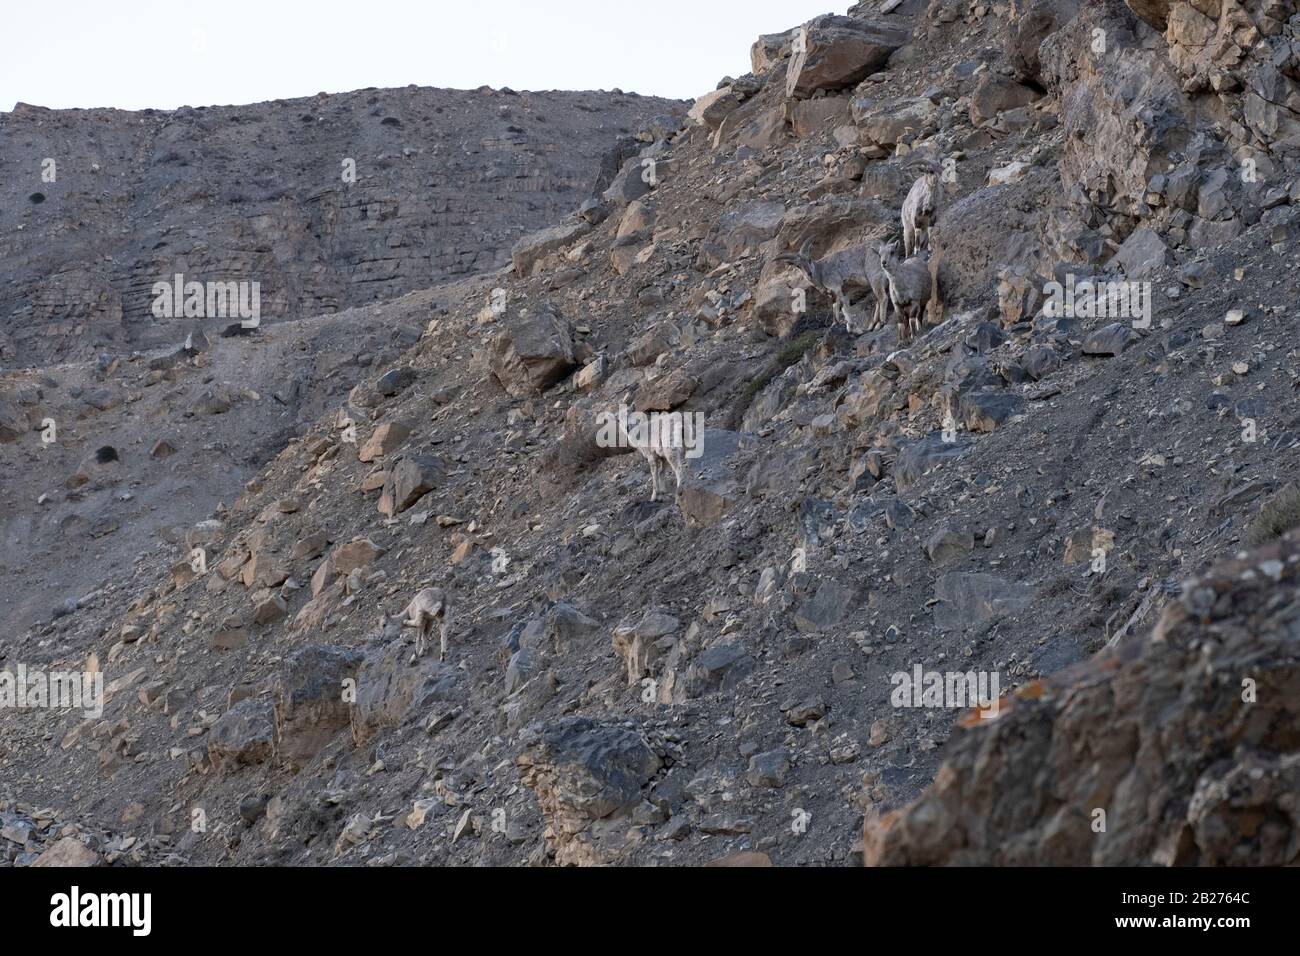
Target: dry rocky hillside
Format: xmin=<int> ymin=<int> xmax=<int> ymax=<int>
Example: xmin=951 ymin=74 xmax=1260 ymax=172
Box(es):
xmin=3 ymin=0 xmax=1300 ymax=867
xmin=0 ymin=86 xmax=680 ymax=366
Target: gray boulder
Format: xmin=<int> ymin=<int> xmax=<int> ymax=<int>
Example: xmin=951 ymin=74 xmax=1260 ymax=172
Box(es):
xmin=786 ymin=16 xmax=910 ymax=100
xmin=490 ymin=308 xmax=578 ymax=397
xmin=209 ymin=698 xmax=276 ymax=770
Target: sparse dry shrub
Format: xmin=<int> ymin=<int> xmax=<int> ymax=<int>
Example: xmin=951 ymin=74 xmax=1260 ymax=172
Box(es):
xmin=735 ymin=330 xmax=821 ymax=413
xmin=1245 ymin=483 xmax=1300 ymax=546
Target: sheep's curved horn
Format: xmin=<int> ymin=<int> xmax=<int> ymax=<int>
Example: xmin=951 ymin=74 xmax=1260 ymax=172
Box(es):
xmin=904 ymin=154 xmax=941 ymax=175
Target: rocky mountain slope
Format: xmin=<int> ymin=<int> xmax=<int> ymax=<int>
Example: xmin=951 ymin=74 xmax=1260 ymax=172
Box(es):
xmin=3 ymin=0 xmax=1300 ymax=867
xmin=0 ymin=86 xmax=680 ymax=367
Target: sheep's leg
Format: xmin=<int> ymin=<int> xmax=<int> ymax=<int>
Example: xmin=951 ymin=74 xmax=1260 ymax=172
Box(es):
xmin=649 ymin=454 xmax=662 ymax=502
xmin=438 ymin=613 xmax=450 ymax=662
xmin=857 ymin=295 xmax=873 ymax=334
xmin=902 ymin=222 xmax=915 ymax=259
xmin=888 ymin=287 xmax=903 ymax=339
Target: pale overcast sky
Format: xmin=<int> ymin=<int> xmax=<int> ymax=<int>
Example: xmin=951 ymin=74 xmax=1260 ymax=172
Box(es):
xmin=2 ymin=0 xmax=846 ymax=112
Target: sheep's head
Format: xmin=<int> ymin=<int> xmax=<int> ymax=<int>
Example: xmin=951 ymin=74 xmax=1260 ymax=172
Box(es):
xmin=879 ymin=239 xmax=901 ymax=268
xmin=906 ymin=154 xmax=941 ymax=180
xmin=775 ymin=236 xmax=815 ymax=264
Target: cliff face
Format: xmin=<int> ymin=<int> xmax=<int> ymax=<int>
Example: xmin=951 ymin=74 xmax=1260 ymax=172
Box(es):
xmin=0 ymin=87 xmax=682 ymax=366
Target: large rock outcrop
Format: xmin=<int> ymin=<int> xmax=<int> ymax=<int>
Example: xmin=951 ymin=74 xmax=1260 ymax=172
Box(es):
xmin=864 ymin=532 xmax=1300 ymax=866
xmin=518 ymin=717 xmax=667 ymax=866
xmin=785 ymin=16 xmax=911 ymax=99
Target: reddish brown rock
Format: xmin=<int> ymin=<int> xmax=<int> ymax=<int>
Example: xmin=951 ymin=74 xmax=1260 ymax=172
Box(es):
xmin=357 ymin=421 xmax=411 ymax=463
xmin=864 ymin=533 xmax=1300 ymax=866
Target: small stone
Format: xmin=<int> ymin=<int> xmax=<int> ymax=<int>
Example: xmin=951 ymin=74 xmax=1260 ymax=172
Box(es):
xmin=211 ymin=627 xmax=249 ymax=651
xmin=251 ymin=591 xmax=288 ymax=625
xmin=358 ymin=421 xmax=411 ymax=462
xmin=32 ymin=837 xmax=100 ymax=867
xmin=784 ymin=697 xmax=827 ymax=727
xmin=407 ymin=799 xmax=437 ymax=830
xmin=829 ymin=733 xmax=860 ymax=764
xmin=239 ymin=794 xmax=270 ymax=825
xmin=659 ymin=817 xmax=691 ymax=841
xmin=924 ymin=525 xmax=975 ymax=563
xmin=704 ymin=851 xmax=773 ymax=867
xmin=746 ymin=749 xmax=792 ymax=788
xmin=697 ymin=815 xmax=754 ymax=835
xmin=869 ymin=719 xmax=892 ymax=747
